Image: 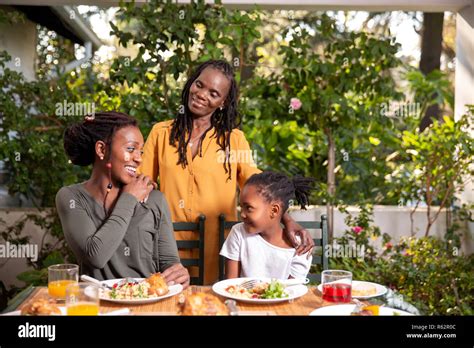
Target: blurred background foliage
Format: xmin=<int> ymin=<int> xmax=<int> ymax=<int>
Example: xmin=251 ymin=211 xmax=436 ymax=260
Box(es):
xmin=1 ymin=2 xmax=462 ymax=209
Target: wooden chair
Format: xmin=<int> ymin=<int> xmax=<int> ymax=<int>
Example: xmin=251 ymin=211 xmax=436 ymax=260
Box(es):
xmin=218 ymin=214 xmax=328 ymax=282
xmin=173 ymin=214 xmax=206 ymax=285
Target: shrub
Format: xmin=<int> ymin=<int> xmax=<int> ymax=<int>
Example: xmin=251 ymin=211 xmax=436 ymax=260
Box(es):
xmin=330 ymin=205 xmax=474 ymax=315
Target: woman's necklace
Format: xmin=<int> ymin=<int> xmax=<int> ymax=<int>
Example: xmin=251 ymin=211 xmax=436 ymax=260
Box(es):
xmin=188 ymin=126 xmax=209 ymax=147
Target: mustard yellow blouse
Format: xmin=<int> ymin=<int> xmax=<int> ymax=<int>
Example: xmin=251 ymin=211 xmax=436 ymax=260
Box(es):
xmin=139 ymin=120 xmax=261 ymax=284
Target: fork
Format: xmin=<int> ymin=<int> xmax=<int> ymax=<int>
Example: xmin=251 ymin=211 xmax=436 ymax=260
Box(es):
xmin=239 ymin=278 xmax=309 ymax=290
xmin=225 ymin=299 xmax=239 ymax=316
xmin=224 ymin=299 xmax=275 ymax=316
xmin=116 ymin=277 xmax=141 ymax=286
xmin=80 ymin=275 xmax=113 ymax=290
xmin=239 ymin=279 xmax=263 ymax=290
xmin=351 ymin=298 xmax=374 ymax=315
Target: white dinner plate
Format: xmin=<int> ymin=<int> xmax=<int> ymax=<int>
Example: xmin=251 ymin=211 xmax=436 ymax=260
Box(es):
xmin=212 ymin=277 xmax=308 ymax=304
xmin=1 ymin=307 xmax=130 ymax=316
xmin=309 ymin=304 xmax=414 ymax=316
xmin=99 ymin=278 xmax=183 ymax=304
xmin=317 ymin=280 xmax=387 ymax=299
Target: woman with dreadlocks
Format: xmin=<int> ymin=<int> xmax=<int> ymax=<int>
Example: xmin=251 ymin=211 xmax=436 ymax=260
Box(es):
xmin=55 ymin=111 xmax=190 ymax=288
xmin=139 ymin=60 xmax=314 ymax=284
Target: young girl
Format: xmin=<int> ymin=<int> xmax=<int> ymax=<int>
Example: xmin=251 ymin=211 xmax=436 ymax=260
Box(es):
xmin=220 ymin=171 xmax=315 ymax=280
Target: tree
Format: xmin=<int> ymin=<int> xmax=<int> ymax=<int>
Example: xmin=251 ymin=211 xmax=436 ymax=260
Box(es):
xmin=388 ymin=109 xmax=474 ymax=236
xmin=268 ymin=14 xmax=403 ymax=238
xmin=108 ymin=0 xmax=262 ymax=134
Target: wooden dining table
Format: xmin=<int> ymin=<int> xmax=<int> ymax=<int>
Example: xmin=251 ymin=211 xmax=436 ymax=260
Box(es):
xmin=8 ymin=285 xmax=356 ymax=316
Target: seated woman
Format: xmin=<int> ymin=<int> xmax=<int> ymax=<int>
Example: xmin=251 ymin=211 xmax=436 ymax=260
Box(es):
xmin=56 ymin=111 xmax=189 ymax=288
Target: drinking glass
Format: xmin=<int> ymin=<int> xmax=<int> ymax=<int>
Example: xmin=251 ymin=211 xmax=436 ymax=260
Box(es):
xmin=66 ymin=282 xmax=100 ymax=316
xmin=48 ymin=264 xmax=79 ymax=300
xmin=321 ymin=270 xmax=352 ymax=303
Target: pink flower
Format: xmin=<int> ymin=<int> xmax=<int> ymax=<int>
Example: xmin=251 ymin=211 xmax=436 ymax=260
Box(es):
xmin=352 ymin=226 xmax=363 ymax=234
xmin=290 ymin=98 xmax=302 ymax=110
xmin=385 ymin=242 xmax=393 ymax=250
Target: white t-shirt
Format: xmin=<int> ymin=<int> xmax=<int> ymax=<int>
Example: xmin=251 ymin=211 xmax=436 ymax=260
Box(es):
xmin=219 ymin=222 xmax=312 ymax=279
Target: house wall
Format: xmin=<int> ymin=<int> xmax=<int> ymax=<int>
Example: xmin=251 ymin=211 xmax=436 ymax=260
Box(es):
xmin=0 ymin=208 xmax=56 ymax=289
xmin=289 ymin=206 xmax=473 ymax=256
xmin=0 ymin=6 xmax=37 ymax=81
xmin=0 ymin=6 xmax=38 ymax=208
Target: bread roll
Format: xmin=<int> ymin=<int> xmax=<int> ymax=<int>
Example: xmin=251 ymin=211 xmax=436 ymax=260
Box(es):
xmin=21 ymin=299 xmax=61 ymax=315
xmin=181 ymin=293 xmax=228 ymax=316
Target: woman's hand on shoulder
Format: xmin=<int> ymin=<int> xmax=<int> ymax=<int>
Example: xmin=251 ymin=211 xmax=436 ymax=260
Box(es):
xmin=282 ymin=217 xmax=314 ymax=258
xmin=122 ymin=174 xmax=157 ymax=202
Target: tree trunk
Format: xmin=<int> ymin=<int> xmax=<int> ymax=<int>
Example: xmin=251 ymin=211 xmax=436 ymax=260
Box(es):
xmin=419 ymin=12 xmax=444 ymax=131
xmin=325 ymin=128 xmax=335 ymax=241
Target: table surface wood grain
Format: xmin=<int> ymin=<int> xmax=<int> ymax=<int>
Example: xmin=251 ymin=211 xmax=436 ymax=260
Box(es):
xmin=13 ymin=285 xmax=361 ymax=316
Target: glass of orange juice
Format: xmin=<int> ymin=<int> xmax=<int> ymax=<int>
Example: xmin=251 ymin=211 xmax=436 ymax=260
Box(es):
xmin=66 ymin=282 xmax=100 ymax=316
xmin=48 ymin=264 xmax=79 ymax=300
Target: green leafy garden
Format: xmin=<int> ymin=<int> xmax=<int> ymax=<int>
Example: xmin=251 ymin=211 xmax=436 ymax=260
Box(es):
xmin=0 ymin=2 xmax=473 ymax=315
xmin=329 ymin=111 xmax=474 ymax=315
xmin=329 ymin=204 xmax=474 ymax=315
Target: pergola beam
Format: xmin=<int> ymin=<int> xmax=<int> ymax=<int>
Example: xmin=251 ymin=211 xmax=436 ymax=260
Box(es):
xmin=0 ymin=0 xmax=471 ymax=12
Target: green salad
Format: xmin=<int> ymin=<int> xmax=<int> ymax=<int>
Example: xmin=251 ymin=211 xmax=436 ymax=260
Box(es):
xmin=261 ymin=280 xmax=289 ymax=299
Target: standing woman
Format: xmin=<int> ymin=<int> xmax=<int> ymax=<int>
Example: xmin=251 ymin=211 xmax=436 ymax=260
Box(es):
xmin=56 ymin=111 xmax=189 ymax=288
xmin=140 ymin=60 xmax=314 ymax=284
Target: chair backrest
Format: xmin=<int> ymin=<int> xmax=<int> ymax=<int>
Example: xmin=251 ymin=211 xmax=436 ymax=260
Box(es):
xmin=218 ymin=214 xmax=328 ymax=282
xmin=173 ymin=215 xmax=206 ymax=285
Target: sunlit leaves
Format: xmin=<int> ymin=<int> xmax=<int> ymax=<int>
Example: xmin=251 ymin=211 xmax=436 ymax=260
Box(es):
xmin=388 ymin=109 xmax=474 ymax=234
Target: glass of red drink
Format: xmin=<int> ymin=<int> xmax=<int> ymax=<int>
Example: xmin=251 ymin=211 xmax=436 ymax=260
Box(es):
xmin=321 ymin=270 xmax=352 ymax=303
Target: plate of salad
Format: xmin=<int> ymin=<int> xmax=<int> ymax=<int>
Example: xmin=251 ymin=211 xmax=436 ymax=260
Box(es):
xmin=212 ymin=278 xmax=308 ymax=304
xmin=99 ymin=278 xmax=183 ymax=304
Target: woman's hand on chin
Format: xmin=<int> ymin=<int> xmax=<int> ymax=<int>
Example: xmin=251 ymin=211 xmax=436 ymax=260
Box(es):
xmin=122 ymin=174 xmax=155 ymax=202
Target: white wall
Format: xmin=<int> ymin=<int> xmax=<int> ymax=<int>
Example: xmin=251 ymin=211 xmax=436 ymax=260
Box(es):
xmin=289 ymin=205 xmax=473 ymax=254
xmin=0 ymin=208 xmax=56 ymax=289
xmin=0 ymin=6 xmax=37 ymax=81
